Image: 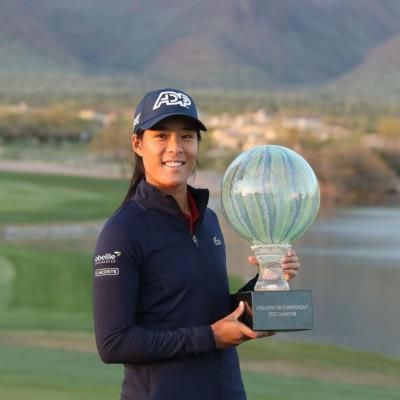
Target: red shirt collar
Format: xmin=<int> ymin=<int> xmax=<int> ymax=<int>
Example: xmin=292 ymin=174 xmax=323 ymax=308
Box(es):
xmin=183 ymin=191 xmax=200 ymax=234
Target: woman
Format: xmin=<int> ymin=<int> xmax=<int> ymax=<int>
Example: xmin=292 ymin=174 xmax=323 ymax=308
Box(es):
xmin=93 ymin=88 xmax=300 ymax=400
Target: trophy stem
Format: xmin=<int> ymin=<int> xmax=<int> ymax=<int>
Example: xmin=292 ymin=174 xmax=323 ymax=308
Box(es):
xmin=250 ymin=244 xmax=291 ymax=291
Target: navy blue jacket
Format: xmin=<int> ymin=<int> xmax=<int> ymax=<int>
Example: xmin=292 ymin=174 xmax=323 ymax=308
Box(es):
xmin=93 ymin=179 xmax=247 ymax=400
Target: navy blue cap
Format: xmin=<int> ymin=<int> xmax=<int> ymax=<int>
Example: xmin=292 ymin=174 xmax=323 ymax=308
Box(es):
xmin=133 ymin=88 xmax=207 ymax=133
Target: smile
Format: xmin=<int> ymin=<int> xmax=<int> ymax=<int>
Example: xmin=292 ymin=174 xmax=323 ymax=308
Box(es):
xmin=162 ymin=161 xmax=185 ymax=167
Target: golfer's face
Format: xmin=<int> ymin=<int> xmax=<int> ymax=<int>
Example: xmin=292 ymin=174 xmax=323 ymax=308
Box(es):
xmin=133 ymin=116 xmax=199 ymax=193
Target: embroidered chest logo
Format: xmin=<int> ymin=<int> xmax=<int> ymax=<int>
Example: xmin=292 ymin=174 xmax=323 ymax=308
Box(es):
xmin=153 ymin=91 xmax=191 ymax=110
xmin=213 ymin=236 xmax=222 ymax=246
xmin=94 ymin=251 xmax=121 ymax=265
xmin=95 ymin=267 xmax=119 ymax=277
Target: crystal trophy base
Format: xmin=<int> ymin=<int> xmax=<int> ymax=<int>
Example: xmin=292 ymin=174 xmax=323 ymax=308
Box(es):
xmin=234 ymin=244 xmax=313 ymax=331
xmin=234 ymin=290 xmax=313 ymax=331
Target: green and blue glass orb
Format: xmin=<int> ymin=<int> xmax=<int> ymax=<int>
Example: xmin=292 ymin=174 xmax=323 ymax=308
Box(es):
xmin=221 ymin=145 xmax=320 ymax=246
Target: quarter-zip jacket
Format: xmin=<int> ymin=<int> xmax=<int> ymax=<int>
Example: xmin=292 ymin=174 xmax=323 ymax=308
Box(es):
xmin=93 ymin=179 xmax=247 ymax=400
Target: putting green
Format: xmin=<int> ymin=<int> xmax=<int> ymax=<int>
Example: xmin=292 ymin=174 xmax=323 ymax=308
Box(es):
xmin=0 ymin=171 xmax=127 ymax=224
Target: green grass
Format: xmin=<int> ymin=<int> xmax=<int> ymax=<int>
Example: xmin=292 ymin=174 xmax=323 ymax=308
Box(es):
xmin=239 ymin=339 xmax=400 ymax=376
xmin=0 ymin=344 xmax=122 ymax=400
xmin=0 ymin=244 xmax=92 ymax=331
xmin=0 ymin=244 xmax=399 ymax=399
xmin=228 ymin=274 xmax=245 ymax=293
xmin=0 ymin=343 xmax=399 ymax=400
xmin=0 ymin=171 xmax=127 ymax=224
xmin=242 ymin=370 xmax=400 ymax=400
xmin=241 ymin=339 xmax=400 ymax=399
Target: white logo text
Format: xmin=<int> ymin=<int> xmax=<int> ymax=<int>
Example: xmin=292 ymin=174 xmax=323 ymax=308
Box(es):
xmin=153 ymin=91 xmax=191 ymax=110
xmin=133 ymin=113 xmax=141 ymax=130
xmin=95 ymin=268 xmax=120 ymax=277
xmin=94 ymin=251 xmax=121 ymax=265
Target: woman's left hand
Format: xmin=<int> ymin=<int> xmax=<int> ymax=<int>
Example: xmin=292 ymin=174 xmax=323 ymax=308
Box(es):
xmin=247 ymin=248 xmax=300 ymax=282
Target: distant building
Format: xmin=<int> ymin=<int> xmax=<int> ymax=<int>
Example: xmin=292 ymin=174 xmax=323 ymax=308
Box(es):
xmin=5 ymin=102 xmax=29 ymax=114
xmin=206 ymin=111 xmax=351 ymax=151
xmin=78 ymin=109 xmax=116 ymax=126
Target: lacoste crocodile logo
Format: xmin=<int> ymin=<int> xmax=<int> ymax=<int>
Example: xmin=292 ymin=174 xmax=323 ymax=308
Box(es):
xmin=213 ymin=236 xmax=222 ymax=246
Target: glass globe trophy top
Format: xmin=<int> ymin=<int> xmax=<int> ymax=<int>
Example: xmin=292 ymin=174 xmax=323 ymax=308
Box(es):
xmin=221 ymin=145 xmax=320 ymax=294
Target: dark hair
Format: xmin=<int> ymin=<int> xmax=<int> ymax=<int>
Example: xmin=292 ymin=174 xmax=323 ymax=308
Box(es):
xmin=118 ymin=130 xmax=202 ymax=209
xmin=119 ymin=131 xmax=145 ymax=206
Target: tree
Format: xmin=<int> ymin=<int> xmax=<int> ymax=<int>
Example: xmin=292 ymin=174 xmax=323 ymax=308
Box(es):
xmin=90 ymin=116 xmax=133 ymax=176
xmin=304 ymin=141 xmax=397 ymax=205
xmin=377 ymin=117 xmax=400 ymax=143
xmin=375 ymin=117 xmax=400 ymax=176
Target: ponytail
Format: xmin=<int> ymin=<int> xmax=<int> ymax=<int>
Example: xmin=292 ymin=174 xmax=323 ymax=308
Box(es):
xmin=117 ymin=132 xmax=145 ymax=210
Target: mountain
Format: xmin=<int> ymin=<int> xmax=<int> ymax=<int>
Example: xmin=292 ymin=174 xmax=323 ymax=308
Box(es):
xmin=325 ymin=33 xmax=400 ymax=100
xmin=1 ymin=0 xmax=400 ymax=93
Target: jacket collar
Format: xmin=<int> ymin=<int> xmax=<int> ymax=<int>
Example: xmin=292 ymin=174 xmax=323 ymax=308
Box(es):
xmin=133 ymin=178 xmax=209 ymax=219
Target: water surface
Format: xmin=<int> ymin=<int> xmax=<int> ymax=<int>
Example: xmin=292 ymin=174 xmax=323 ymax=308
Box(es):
xmin=217 ymin=206 xmax=400 ymax=357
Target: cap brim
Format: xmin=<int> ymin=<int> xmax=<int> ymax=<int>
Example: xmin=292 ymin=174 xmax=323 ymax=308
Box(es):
xmin=139 ymin=112 xmax=207 ymax=132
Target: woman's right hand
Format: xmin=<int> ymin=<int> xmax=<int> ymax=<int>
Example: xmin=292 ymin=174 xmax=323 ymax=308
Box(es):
xmin=211 ymin=301 xmax=274 ymax=349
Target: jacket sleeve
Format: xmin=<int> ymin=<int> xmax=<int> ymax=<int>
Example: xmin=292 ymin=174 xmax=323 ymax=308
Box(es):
xmin=93 ymin=221 xmax=216 ymax=365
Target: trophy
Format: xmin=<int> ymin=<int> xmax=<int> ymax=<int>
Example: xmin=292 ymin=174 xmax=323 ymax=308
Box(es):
xmin=221 ymin=145 xmax=320 ymax=331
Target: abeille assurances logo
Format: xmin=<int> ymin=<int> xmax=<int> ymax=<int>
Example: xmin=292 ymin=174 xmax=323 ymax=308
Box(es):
xmin=94 ymin=251 xmax=122 ymax=265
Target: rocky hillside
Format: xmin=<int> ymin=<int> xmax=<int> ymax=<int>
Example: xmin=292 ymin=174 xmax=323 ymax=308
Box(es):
xmin=1 ymin=0 xmax=400 ymax=92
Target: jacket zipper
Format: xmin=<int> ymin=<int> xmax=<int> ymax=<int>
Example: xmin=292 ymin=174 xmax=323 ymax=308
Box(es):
xmin=192 ymin=234 xmax=199 ymax=248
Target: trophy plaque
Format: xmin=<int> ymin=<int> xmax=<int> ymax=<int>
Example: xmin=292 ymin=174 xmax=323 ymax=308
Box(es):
xmin=221 ymin=145 xmax=320 ymax=331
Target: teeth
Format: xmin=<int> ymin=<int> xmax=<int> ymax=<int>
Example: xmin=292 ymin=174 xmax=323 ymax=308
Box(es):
xmin=164 ymin=161 xmax=183 ymax=167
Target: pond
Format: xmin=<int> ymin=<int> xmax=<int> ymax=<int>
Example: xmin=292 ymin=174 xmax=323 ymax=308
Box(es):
xmin=217 ymin=205 xmax=400 ymax=357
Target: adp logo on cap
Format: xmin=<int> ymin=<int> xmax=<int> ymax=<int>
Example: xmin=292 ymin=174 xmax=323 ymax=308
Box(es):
xmin=153 ymin=91 xmax=191 ymax=110
xmin=132 ymin=87 xmax=207 ymax=133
